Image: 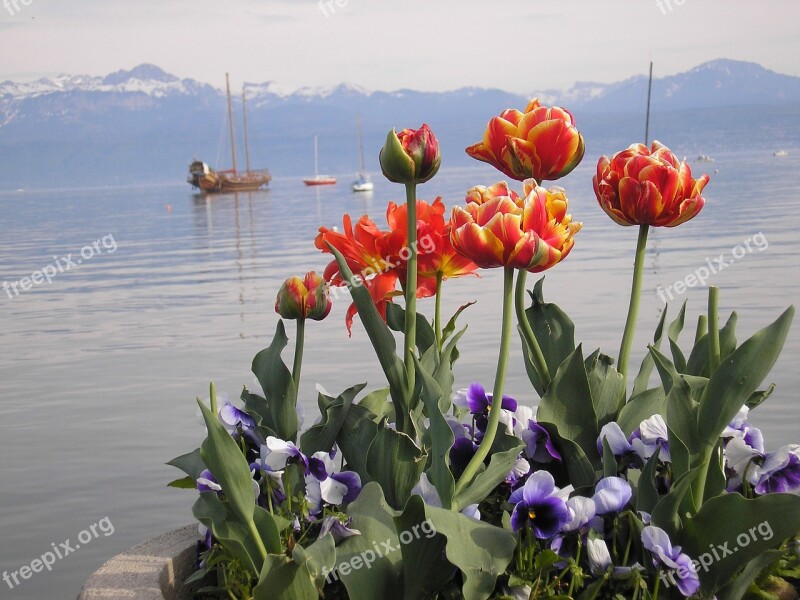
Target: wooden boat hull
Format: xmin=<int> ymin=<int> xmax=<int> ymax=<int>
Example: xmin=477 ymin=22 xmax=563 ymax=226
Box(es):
xmin=188 ymin=163 xmax=271 ymax=194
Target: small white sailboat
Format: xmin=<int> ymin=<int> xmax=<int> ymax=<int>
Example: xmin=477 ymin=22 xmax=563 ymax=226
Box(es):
xmin=303 ymin=135 xmax=336 ymax=186
xmin=773 ymin=150 xmax=789 ymax=158
xmin=352 ymin=113 xmax=374 ymax=192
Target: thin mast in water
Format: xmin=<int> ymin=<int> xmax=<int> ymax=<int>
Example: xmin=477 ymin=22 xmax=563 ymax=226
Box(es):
xmin=225 ymin=73 xmax=238 ymax=174
xmin=242 ymin=85 xmax=252 ymax=174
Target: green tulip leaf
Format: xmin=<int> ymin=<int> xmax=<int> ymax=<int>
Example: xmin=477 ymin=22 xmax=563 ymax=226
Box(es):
xmin=366 ymin=423 xmax=427 ymax=510
xmin=292 ymin=533 xmax=337 ymax=590
xmin=357 ymin=387 xmax=394 ymax=422
xmin=253 ymin=553 xmax=319 ymax=600
xmin=192 ymin=492 xmax=258 ymax=575
xmin=386 ymin=302 xmax=436 ymax=357
xmin=681 ymin=493 xmax=800 ymax=595
xmin=393 ymin=495 xmax=452 ymax=599
xmin=299 ymin=383 xmax=366 ymax=456
xmin=442 ymin=301 xmax=476 ymax=343
xmin=167 ymin=447 xmax=205 ymax=480
xmin=520 ymin=277 xmax=576 ymax=396
xmin=617 ymin=387 xmax=667 ymax=437
xmin=716 ymin=550 xmax=784 ymax=600
xmin=686 ymin=311 xmax=738 ymax=377
xmin=697 ymin=306 xmax=794 ymax=446
xmin=745 ymin=384 xmax=775 ymax=411
xmin=197 ymin=399 xmax=275 ymax=560
xmin=404 ymin=495 xmax=517 ymax=600
xmin=452 ymin=439 xmax=523 ymax=512
xmin=251 ymin=320 xmax=299 ymax=442
xmin=632 ymin=305 xmax=669 ymax=397
xmin=536 ymin=423 xmax=596 ymax=490
xmin=413 ymin=356 xmax=455 ymax=509
xmin=651 ymin=466 xmax=701 ymax=534
xmin=636 ymin=452 xmax=661 ymax=515
xmin=338 ymin=482 xmax=403 ymax=600
xmin=537 ymin=345 xmax=599 ymax=466
xmin=585 ymin=349 xmax=625 ymax=428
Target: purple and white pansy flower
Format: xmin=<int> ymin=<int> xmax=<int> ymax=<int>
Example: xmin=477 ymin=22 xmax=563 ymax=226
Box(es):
xmin=642 ymin=525 xmax=700 ymax=597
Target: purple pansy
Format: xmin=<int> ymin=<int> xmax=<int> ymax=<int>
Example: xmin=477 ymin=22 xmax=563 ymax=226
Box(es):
xmin=597 ymin=422 xmax=633 ymax=458
xmin=642 ymin=525 xmax=700 ymax=597
xmin=727 ymin=439 xmax=800 ymax=494
xmin=318 ymin=515 xmax=361 ymax=544
xmin=523 ymin=421 xmax=562 ymax=463
xmin=630 ymin=415 xmax=670 ymax=463
xmin=449 ymin=436 xmax=478 ymax=480
xmin=509 ymin=471 xmax=570 ymax=537
xmin=196 ymin=469 xmax=222 ymax=493
xmin=462 ymin=382 xmax=518 ymax=414
xmin=723 ymin=406 xmax=765 ymax=453
xmin=592 ymin=477 xmax=633 ymax=515
xmin=756 ymin=448 xmax=800 ymax=494
xmin=562 ymin=496 xmax=597 ymax=533
xmin=219 ymin=401 xmax=256 ymax=431
xmin=305 ymin=470 xmax=362 ymax=515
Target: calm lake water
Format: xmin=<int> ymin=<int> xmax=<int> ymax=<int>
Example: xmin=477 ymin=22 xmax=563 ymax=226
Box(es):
xmin=1 ymin=145 xmax=799 ymax=598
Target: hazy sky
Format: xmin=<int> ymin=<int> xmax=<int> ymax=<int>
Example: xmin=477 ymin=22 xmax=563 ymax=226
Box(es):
xmin=1 ymin=0 xmax=798 ymax=93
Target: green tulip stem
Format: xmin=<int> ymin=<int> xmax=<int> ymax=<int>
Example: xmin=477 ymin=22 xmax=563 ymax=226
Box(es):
xmin=404 ymin=182 xmax=418 ymax=402
xmin=652 ymin=571 xmax=661 ymax=600
xmin=292 ymin=318 xmax=305 ymax=404
xmin=434 ymin=271 xmax=444 ymax=350
xmin=209 ymin=381 xmax=218 ymax=417
xmin=618 ymin=224 xmax=650 ymax=379
xmin=708 ymin=286 xmax=721 ymax=372
xmin=454 ymin=267 xmax=515 ymax=496
xmin=515 ymin=269 xmax=551 ymax=391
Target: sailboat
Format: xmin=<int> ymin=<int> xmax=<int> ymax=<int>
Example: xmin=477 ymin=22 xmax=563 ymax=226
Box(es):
xmin=187 ymin=74 xmax=271 ymax=193
xmin=303 ymin=136 xmax=337 ymax=186
xmin=352 ymin=113 xmax=373 ymax=192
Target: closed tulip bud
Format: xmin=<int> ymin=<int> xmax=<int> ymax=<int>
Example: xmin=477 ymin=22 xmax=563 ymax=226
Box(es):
xmin=275 ymin=271 xmax=332 ymax=321
xmin=379 ymin=124 xmax=441 ymax=184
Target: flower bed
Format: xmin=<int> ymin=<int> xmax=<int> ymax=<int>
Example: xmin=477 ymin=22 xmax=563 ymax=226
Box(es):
xmin=169 ymin=101 xmax=800 ymax=599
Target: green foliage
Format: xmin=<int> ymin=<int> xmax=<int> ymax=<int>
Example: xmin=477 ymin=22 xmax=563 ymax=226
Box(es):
xmin=251 ymin=321 xmax=300 ymax=442
xmin=519 ymin=277 xmax=576 ymax=397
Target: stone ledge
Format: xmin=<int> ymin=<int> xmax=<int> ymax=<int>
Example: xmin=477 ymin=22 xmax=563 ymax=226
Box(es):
xmin=77 ymin=525 xmax=201 ymax=600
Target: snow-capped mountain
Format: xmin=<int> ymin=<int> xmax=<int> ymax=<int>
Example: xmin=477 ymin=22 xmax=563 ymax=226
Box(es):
xmin=0 ymin=59 xmax=797 ymax=188
xmin=555 ymin=59 xmax=800 ymax=112
xmin=0 ymin=64 xmax=215 ymax=101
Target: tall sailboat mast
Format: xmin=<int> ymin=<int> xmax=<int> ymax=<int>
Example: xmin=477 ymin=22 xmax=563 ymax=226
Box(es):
xmin=313 ymin=135 xmax=319 ymax=178
xmin=242 ymin=85 xmax=252 ymax=174
xmin=225 ymin=73 xmax=238 ymax=174
xmin=644 ymin=61 xmax=653 ymax=145
xmin=356 ymin=112 xmax=366 ymax=174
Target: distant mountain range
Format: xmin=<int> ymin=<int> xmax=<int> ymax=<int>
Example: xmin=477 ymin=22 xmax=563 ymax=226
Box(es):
xmin=1 ymin=60 xmax=798 ymax=188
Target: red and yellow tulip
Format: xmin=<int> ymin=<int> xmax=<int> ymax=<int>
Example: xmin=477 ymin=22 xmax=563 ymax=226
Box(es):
xmin=450 ymin=179 xmax=581 ymax=272
xmin=274 ymin=271 xmax=332 ymax=321
xmin=593 ymin=141 xmax=709 ymax=227
xmin=466 ymin=99 xmax=585 ymax=182
xmin=379 ymin=124 xmax=441 ymax=184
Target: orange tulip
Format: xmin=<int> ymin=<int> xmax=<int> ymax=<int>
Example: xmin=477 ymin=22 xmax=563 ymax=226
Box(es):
xmin=316 ymin=198 xmax=477 ymax=333
xmin=466 ymin=99 xmax=585 ymax=182
xmin=593 ymin=141 xmax=709 ymax=227
xmin=451 ymin=179 xmax=580 ymax=272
